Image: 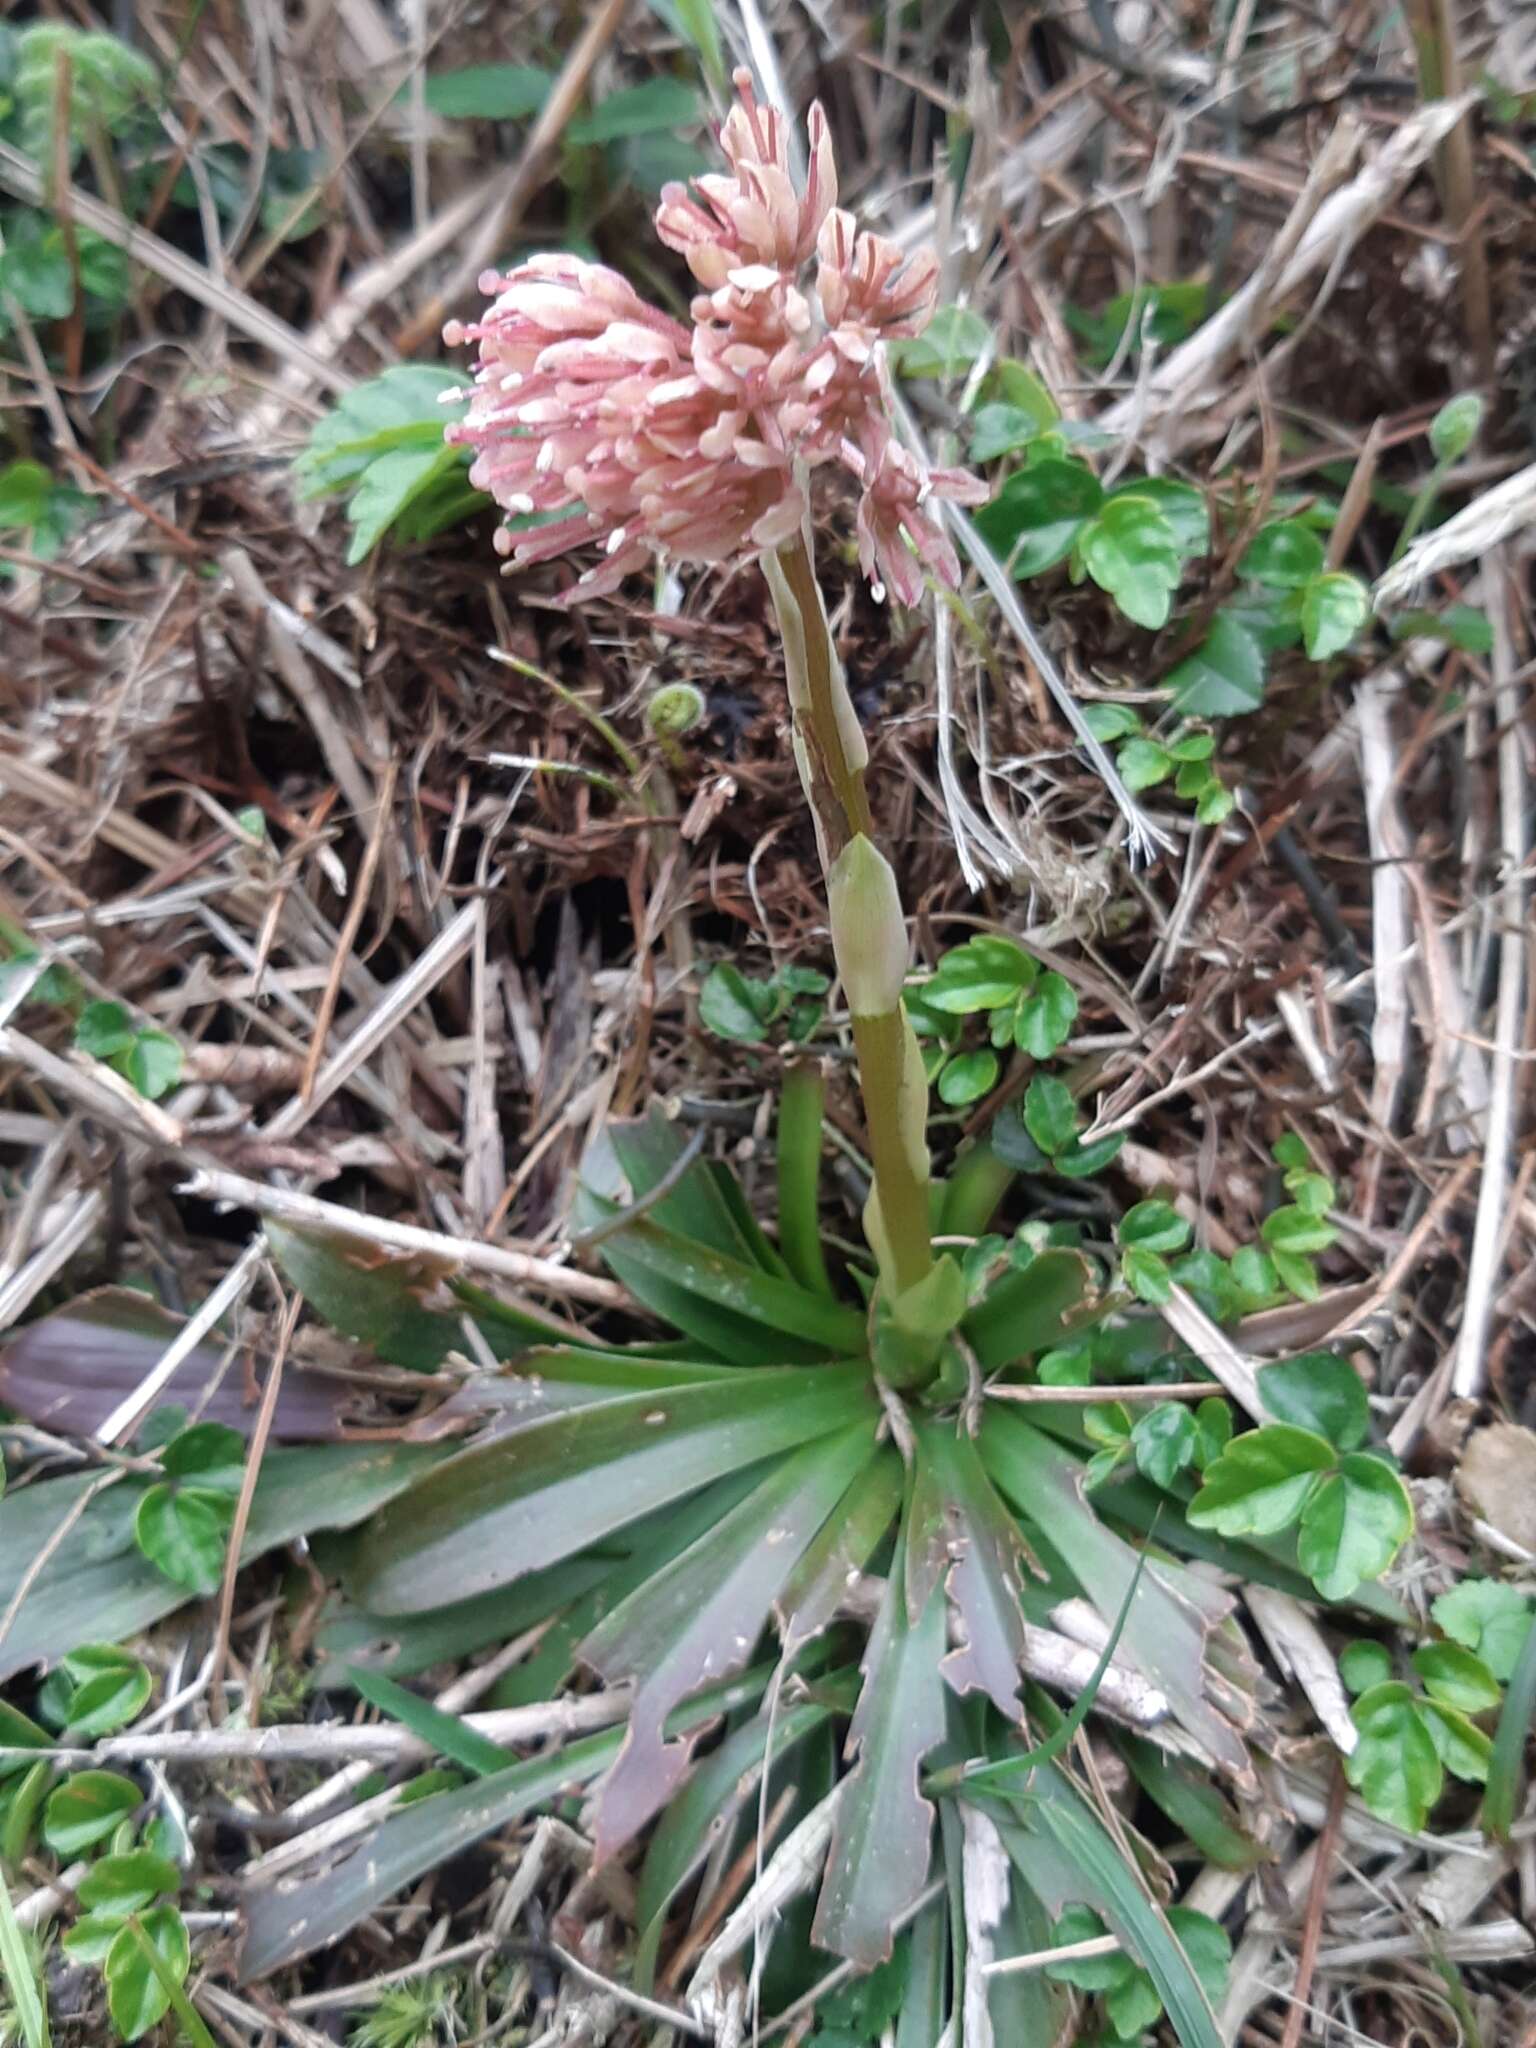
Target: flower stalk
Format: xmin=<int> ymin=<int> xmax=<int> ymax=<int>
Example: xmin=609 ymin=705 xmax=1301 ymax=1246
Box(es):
xmin=766 ymin=536 xmax=933 ymax=1298
xmin=446 ymin=69 xmax=985 ymax=1323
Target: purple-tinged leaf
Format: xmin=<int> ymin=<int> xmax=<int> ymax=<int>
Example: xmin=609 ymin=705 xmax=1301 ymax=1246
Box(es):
xmin=779 ymin=1451 xmax=905 ymax=1652
xmin=917 ymin=1423 xmax=1035 ymax=1721
xmin=813 ymin=1515 xmax=948 ymax=1965
xmin=632 ymin=1693 xmax=839 ymax=1988
xmin=0 ymin=1289 xmax=353 ymax=1441
xmin=351 ymin=1364 xmax=876 ymax=1615
xmin=581 ymin=1425 xmax=878 ymax=1857
xmin=238 ymin=1662 xmax=772 ymax=1980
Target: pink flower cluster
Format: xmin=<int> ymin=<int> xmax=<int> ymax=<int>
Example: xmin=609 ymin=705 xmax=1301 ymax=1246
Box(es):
xmin=444 ymin=71 xmax=983 ymax=606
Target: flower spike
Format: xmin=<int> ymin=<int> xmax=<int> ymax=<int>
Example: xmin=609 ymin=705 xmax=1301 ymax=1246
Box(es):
xmin=446 ymin=72 xmax=981 ymax=604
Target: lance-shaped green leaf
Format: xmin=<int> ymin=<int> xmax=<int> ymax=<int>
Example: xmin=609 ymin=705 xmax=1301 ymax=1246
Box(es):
xmin=963 ymin=1249 xmax=1098 ymax=1371
xmin=580 ymin=1426 xmax=878 ymax=1857
xmin=0 ymin=1443 xmax=443 ymax=1683
xmin=779 ymin=1450 xmax=906 ymax=1653
xmin=980 ymin=1411 xmax=1248 ymax=1776
xmin=351 ymin=1365 xmax=876 ymax=1615
xmin=266 ymin=1221 xmax=465 ymax=1371
xmin=573 ymin=1203 xmax=865 ymax=1362
xmin=632 ymin=1691 xmax=840 ymax=1988
xmin=990 ymin=1768 xmax=1224 ymax=2048
xmin=316 ymin=1475 xmax=764 ymax=1687
xmin=1119 ymin=1737 xmax=1268 ymax=1871
xmin=418 ymin=1345 xmax=740 ymax=1437
xmin=1485 ymin=1605 xmax=1536 ymax=1838
xmin=606 ymin=1115 xmax=790 ymax=1275
xmin=813 ymin=1516 xmax=948 ymax=1966
xmin=916 ymin=1423 xmax=1032 ymax=1721
xmin=238 ymin=1664 xmax=772 ymax=1979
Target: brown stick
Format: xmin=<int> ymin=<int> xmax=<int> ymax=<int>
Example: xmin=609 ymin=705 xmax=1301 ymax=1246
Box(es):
xmin=1279 ymin=1761 xmax=1347 ymax=2048
xmin=208 ymin=1289 xmax=301 ymax=1723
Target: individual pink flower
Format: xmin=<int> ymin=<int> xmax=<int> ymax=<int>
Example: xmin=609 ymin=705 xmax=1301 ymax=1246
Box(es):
xmin=446 ymin=70 xmax=983 ymax=605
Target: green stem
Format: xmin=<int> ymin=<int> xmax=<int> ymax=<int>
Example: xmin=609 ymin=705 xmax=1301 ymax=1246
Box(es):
xmin=764 ymin=535 xmax=933 ymax=1299
xmin=849 ymin=1009 xmax=933 ymax=1295
xmin=1391 ymin=452 xmax=1452 ymax=564
xmin=940 ymin=1140 xmax=1016 ymax=1241
xmin=777 ymin=1058 xmax=835 ymax=1298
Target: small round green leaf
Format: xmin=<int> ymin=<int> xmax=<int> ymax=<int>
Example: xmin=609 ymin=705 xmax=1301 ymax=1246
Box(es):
xmin=1118 ymin=1200 xmax=1190 ymax=1254
xmin=936 ymin=1050 xmax=999 ymax=1106
xmin=1081 ymin=701 xmax=1142 ymax=742
xmin=1271 ymin=1248 xmax=1321 ymax=1301
xmin=1261 ymin=1205 xmax=1335 ymax=1255
xmin=1045 ymin=1907 xmax=1128 ymax=1992
xmin=1238 ymin=520 xmax=1325 ymax=589
xmin=134 ymin=1484 xmax=233 ymax=1594
xmin=1122 ymin=1246 xmax=1172 ymax=1305
xmin=1420 ymin=1699 xmax=1492 ymax=1784
xmin=923 ymin=936 xmax=1035 ymax=1014
xmin=123 ymin=1028 xmax=183 ymax=1101
xmin=160 ymin=1422 xmax=246 ymax=1493
xmin=1022 ymin=1074 xmax=1077 ymax=1155
xmin=969 ymin=403 xmax=1047 ymax=461
xmin=1130 ymin=1403 xmax=1199 ymax=1488
xmin=1013 ymin=972 xmax=1078 ymax=1058
xmin=1165 ymin=1906 xmax=1232 ymax=2006
xmin=74 ymin=999 xmax=135 ymax=1060
xmin=420 ymin=63 xmax=554 ymax=119
xmin=43 ymin=1770 xmax=142 ymax=1855
xmin=1339 ymin=1639 xmax=1392 ymax=1696
xmin=1188 ymin=1424 xmax=1333 ymax=1539
xmin=973 ymin=458 xmax=1104 ymax=577
xmin=1166 ymin=729 xmax=1215 ymax=762
xmin=698 ymin=964 xmax=772 ymax=1043
xmin=61 ymin=1645 xmax=152 ymax=1738
xmin=1195 ymin=781 xmax=1236 ymax=825
xmin=0 ymin=458 xmax=54 ymax=528
xmin=1429 ymin=393 xmax=1483 ymax=464
xmin=889 ymin=302 xmax=992 ymax=380
xmin=1106 ymin=1968 xmax=1164 ymax=2039
xmin=1300 ymin=571 xmax=1370 ymax=662
xmin=1116 ymin=737 xmax=1174 ymax=792
xmin=77 ymin=1850 xmax=182 ymax=1916
xmin=1412 ymin=1642 xmax=1502 ymax=1714
xmin=1165 ymin=609 xmax=1267 ymax=716
xmin=1257 ymin=1353 xmax=1369 ymax=1451
xmin=1297 ymin=1454 xmax=1413 ymax=1601
xmin=1431 ymin=1580 xmax=1534 ymax=1684
xmin=104 ymin=1906 xmax=190 ymax=2042
xmin=1079 ymin=494 xmax=1183 ymax=629
xmin=1052 ymin=1130 xmax=1126 ymax=1180
xmin=1109 ymin=477 xmax=1210 ymax=557
xmin=1346 ymin=1683 xmax=1441 ymax=1832
xmin=1230 ymin=1245 xmax=1278 ymax=1299
xmin=62 ymin=1912 xmax=129 ymax=1965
